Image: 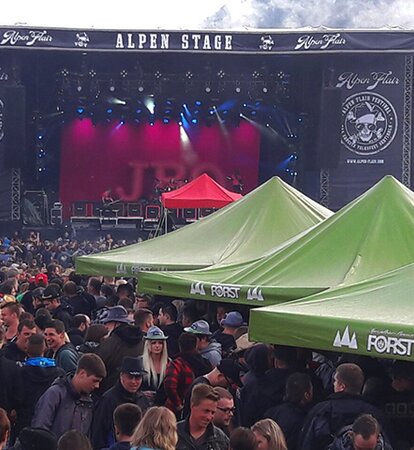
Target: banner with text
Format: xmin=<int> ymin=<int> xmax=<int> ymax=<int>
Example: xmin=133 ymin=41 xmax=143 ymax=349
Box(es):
xmin=0 ymin=28 xmax=414 ymax=54
xmin=328 ymin=55 xmax=411 ymax=210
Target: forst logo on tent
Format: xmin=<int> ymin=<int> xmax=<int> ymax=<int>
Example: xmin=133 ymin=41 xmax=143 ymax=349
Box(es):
xmin=367 ymin=330 xmax=414 ymax=357
xmin=247 ymin=287 xmax=264 ymax=301
xmin=190 ymin=282 xmax=206 ymax=296
xmin=333 ymin=326 xmax=358 ymax=350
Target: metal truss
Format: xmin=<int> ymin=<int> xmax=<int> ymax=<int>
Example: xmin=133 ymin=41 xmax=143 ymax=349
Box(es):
xmin=402 ymin=55 xmax=412 ymax=187
xmin=319 ymin=168 xmax=330 ymax=207
xmin=11 ymin=168 xmax=21 ymax=221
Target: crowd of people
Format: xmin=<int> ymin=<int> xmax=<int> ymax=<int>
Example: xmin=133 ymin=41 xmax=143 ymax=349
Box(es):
xmin=0 ymin=232 xmax=412 ymax=450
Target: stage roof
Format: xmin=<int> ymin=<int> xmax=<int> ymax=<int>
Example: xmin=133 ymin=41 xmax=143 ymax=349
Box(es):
xmin=0 ymin=26 xmax=413 ymax=54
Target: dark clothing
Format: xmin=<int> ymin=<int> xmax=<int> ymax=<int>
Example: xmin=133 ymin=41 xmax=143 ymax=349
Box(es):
xmin=212 ymin=330 xmax=235 ymax=357
xmin=15 ymin=359 xmax=64 ymax=433
xmin=104 ymin=442 xmax=131 ymax=450
xmin=96 ymin=324 xmax=144 ymax=392
xmin=265 ymin=401 xmax=308 ymax=450
xmin=91 ymin=381 xmax=150 ymax=450
xmin=52 ymin=303 xmax=73 ymax=330
xmin=3 ymin=341 xmax=27 ymax=363
xmin=32 ymin=374 xmax=95 ymax=436
xmin=162 ymin=322 xmax=183 ymax=358
xmin=63 ymin=293 xmax=93 ymax=317
xmin=384 ymin=387 xmax=414 ymax=449
xmin=0 ymin=355 xmax=23 ymax=414
xmin=177 ymin=418 xmax=229 ymax=450
xmin=299 ymin=392 xmax=387 ymax=450
xmin=240 ymin=367 xmax=291 ymax=427
xmin=328 ymin=425 xmax=393 ymax=450
xmin=50 ymin=342 xmax=79 ymax=373
xmin=20 ymin=290 xmax=35 ymax=315
xmin=67 ymin=328 xmax=85 ymax=348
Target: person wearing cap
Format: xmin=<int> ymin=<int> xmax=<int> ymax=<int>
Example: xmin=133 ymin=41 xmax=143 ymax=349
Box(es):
xmin=32 ymin=353 xmax=107 ymax=437
xmin=41 ymin=284 xmax=73 ymax=331
xmin=182 ymin=358 xmax=243 ymax=419
xmin=212 ymin=312 xmax=245 ymax=358
xmin=184 ymin=320 xmax=222 ymax=368
xmin=96 ymin=306 xmax=144 ymax=392
xmin=91 ymin=357 xmax=150 ymax=450
xmin=142 ymin=326 xmax=169 ymax=404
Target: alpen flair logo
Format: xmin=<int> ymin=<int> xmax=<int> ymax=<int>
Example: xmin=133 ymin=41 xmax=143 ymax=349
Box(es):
xmin=333 ymin=326 xmax=358 ymax=350
xmin=341 ymin=92 xmax=398 ymax=155
xmin=0 ymin=30 xmax=52 ymax=46
xmin=294 ymin=33 xmax=346 ymax=50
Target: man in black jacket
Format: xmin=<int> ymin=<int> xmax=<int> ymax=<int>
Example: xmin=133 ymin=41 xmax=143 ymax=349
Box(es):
xmin=300 ymin=363 xmax=386 ymax=450
xmin=158 ymin=303 xmax=183 ymax=358
xmin=177 ymin=384 xmax=229 ymax=450
xmin=3 ymin=319 xmax=36 ymax=363
xmin=96 ymin=306 xmax=144 ymax=392
xmin=91 ymin=357 xmax=149 ymax=450
xmin=265 ymin=372 xmax=313 ymax=450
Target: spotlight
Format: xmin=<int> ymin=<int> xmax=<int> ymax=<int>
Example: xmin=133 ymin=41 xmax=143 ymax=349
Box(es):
xmin=37 ymin=134 xmax=43 ymax=140
xmin=262 ymin=87 xmax=268 ymax=93
xmin=109 ymin=85 xmax=116 ymax=93
xmin=120 ymin=120 xmax=125 ymax=125
xmin=76 ymin=85 xmax=83 ymax=93
xmin=120 ymin=69 xmax=128 ymax=78
xmin=163 ymin=118 xmax=170 ymax=124
xmin=205 ymin=86 xmax=212 ymax=93
xmin=250 ymin=110 xmax=257 ymax=116
xmin=76 ymin=107 xmax=85 ymax=114
xmin=217 ymin=69 xmax=225 ymax=79
xmin=209 ymin=109 xmax=214 ymax=115
xmin=89 ymin=69 xmax=96 ymax=78
xmin=235 ymin=86 xmax=241 ymax=93
xmin=222 ymin=110 xmax=229 ymax=116
xmin=154 ymin=70 xmax=162 ymax=79
xmin=195 ymin=100 xmax=202 ymax=106
xmin=185 ymin=71 xmax=193 ymax=80
xmin=61 ymin=68 xmax=69 ymax=77
xmin=252 ymin=70 xmax=260 ymax=79
xmin=138 ymin=86 xmax=144 ymax=92
xmin=106 ymin=108 xmax=113 ymax=114
xmin=136 ymin=108 xmax=142 ymax=114
xmin=191 ymin=118 xmax=198 ymax=124
xmin=255 ymin=101 xmax=262 ymax=107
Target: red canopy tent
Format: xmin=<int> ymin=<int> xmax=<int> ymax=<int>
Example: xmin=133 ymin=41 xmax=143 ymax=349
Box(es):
xmin=161 ymin=173 xmax=242 ymax=209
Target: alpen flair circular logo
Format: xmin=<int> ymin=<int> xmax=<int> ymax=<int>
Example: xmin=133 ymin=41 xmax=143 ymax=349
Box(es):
xmin=341 ymin=91 xmax=398 ymax=155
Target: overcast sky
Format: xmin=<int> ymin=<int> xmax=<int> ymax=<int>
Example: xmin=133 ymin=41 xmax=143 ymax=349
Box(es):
xmin=2 ymin=0 xmax=414 ymax=30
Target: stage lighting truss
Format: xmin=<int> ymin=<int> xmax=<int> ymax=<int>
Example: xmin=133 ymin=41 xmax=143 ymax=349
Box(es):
xmin=54 ymin=66 xmax=291 ymax=126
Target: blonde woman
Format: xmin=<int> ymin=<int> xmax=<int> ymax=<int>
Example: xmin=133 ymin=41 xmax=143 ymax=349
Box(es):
xmin=131 ymin=406 xmax=177 ymax=450
xmin=251 ymin=419 xmax=287 ymax=450
xmin=142 ymin=326 xmax=169 ymax=404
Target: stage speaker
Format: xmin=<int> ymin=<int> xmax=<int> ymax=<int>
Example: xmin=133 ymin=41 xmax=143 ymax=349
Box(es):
xmin=0 ymin=86 xmax=26 ymax=168
xmin=316 ymin=87 xmax=342 ymax=169
xmin=127 ymin=203 xmax=142 ymax=217
xmin=183 ymin=208 xmax=197 ymax=221
xmin=72 ymin=201 xmax=87 ymax=217
xmin=145 ymin=204 xmax=160 ymax=220
xmin=199 ymin=208 xmax=215 ymax=218
xmin=50 ymin=207 xmax=63 ymax=226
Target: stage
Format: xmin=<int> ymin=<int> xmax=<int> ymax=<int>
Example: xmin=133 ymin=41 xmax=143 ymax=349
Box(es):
xmin=0 ymin=27 xmax=411 ymax=230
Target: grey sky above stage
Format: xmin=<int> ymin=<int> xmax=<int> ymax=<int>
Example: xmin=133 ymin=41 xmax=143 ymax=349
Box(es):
xmin=4 ymin=0 xmax=414 ymax=30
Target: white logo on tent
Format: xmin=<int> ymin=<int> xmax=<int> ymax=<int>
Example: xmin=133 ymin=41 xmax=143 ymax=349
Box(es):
xmin=116 ymin=263 xmax=127 ymax=274
xmin=333 ymin=326 xmax=358 ymax=350
xmin=247 ymin=287 xmax=264 ymax=301
xmin=190 ymin=282 xmax=206 ymax=296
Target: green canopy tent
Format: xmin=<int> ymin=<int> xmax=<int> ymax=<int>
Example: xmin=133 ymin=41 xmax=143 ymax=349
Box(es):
xmin=249 ymin=262 xmax=414 ymax=362
xmin=76 ymin=177 xmax=332 ymax=277
xmin=139 ymin=176 xmax=414 ymax=306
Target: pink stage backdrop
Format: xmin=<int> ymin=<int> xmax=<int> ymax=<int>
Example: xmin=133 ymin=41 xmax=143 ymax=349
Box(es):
xmin=60 ymin=119 xmax=261 ymax=217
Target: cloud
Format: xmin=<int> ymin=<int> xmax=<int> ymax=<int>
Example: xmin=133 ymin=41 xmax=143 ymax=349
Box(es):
xmin=203 ymin=0 xmax=414 ymax=29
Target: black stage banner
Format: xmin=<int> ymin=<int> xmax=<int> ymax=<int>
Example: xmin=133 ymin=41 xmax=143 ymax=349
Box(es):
xmin=1 ymin=27 xmax=414 ymax=53
xmin=327 ymin=54 xmax=412 ymax=210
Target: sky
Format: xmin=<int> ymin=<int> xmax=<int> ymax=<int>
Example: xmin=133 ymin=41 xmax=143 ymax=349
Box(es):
xmin=2 ymin=0 xmax=414 ymax=30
